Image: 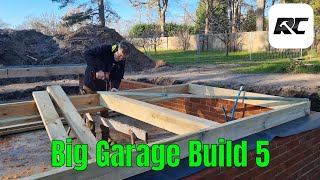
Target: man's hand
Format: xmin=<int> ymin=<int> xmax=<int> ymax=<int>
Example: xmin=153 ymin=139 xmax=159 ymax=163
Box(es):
xmin=96 ymin=70 xmax=105 ymax=80
xmin=96 ymin=71 xmax=110 ymax=80
xmin=111 ymin=88 xmax=118 ymax=92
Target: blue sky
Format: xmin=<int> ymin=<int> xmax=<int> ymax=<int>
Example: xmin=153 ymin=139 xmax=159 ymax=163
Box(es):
xmin=0 ymin=0 xmax=67 ymax=27
xmin=0 ymin=0 xmax=200 ymax=28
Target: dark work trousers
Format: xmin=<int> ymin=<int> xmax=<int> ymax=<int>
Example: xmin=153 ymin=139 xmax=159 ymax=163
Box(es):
xmin=81 ymin=85 xmax=110 ymax=140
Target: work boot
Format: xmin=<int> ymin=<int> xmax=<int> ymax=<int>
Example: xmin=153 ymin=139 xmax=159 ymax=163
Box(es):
xmin=100 ymin=124 xmax=117 ymax=146
xmin=85 ymin=116 xmax=96 ymax=137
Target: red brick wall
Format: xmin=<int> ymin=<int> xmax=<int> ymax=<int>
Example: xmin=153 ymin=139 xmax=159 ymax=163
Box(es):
xmin=153 ymin=98 xmax=272 ymax=123
xmin=119 ymin=80 xmax=156 ymax=90
xmin=119 ymin=80 xmax=272 ymax=123
xmin=184 ymin=128 xmax=320 ymax=180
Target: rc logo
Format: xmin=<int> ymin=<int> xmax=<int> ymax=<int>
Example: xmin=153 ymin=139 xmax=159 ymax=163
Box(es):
xmin=269 ymin=4 xmax=314 ymax=49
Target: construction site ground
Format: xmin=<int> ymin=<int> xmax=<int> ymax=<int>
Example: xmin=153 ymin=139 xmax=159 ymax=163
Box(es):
xmin=2 ymin=63 xmax=320 ymax=108
xmin=1 ymin=63 xmax=320 ymax=179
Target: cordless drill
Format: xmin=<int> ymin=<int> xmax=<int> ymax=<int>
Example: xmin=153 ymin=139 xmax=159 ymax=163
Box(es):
xmin=91 ymin=71 xmax=111 ymax=91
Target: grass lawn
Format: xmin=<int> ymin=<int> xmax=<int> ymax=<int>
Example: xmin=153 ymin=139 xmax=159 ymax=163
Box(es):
xmin=149 ymin=50 xmax=320 ymax=73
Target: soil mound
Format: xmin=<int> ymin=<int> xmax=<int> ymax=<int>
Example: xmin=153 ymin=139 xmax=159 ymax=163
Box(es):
xmin=0 ymin=25 xmax=155 ymax=72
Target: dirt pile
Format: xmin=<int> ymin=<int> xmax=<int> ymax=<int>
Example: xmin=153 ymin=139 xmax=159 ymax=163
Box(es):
xmin=0 ymin=29 xmax=59 ymax=66
xmin=0 ymin=25 xmax=155 ymax=71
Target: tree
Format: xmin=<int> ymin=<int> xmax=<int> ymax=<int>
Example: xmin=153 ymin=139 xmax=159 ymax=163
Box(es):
xmin=256 ymin=0 xmax=265 ymax=31
xmin=175 ymin=25 xmax=192 ymax=51
xmin=59 ymin=6 xmax=91 ymax=34
xmin=109 ymin=19 xmax=135 ymax=36
xmin=195 ymin=0 xmax=229 ymax=34
xmin=242 ymin=8 xmax=256 ymax=32
xmin=128 ymin=23 xmax=195 ymax=37
xmin=52 ymin=0 xmax=119 ymax=27
xmin=62 ymin=6 xmax=91 ymax=28
xmin=228 ymin=0 xmax=244 ymax=33
xmin=21 ymin=12 xmax=61 ymax=36
xmin=129 ymin=0 xmax=169 ymax=36
xmin=129 ymin=23 xmax=157 ymax=37
xmin=181 ymin=0 xmax=197 ymax=24
xmin=204 ymin=0 xmax=212 ymax=35
xmin=128 ymin=23 xmax=163 ymax=53
xmin=0 ymin=19 xmax=10 ymax=29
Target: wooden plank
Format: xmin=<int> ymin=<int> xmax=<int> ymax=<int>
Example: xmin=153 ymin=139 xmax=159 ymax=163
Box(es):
xmin=0 ymin=106 xmax=105 ymax=127
xmin=84 ymin=113 xmax=148 ymax=142
xmin=0 ymin=85 xmax=181 ymax=121
xmin=0 ymin=89 xmax=170 ymax=122
xmin=98 ymin=91 xmax=308 ymax=102
xmin=0 ymin=120 xmax=68 ymax=136
xmin=0 ymin=101 xmax=39 ymax=119
xmin=122 ymin=84 xmax=189 ymax=101
xmin=0 ymin=94 xmax=104 ymax=121
xmin=188 ymin=84 xmax=297 ymax=109
xmin=32 ymin=91 xmax=67 ymax=142
xmin=0 ymin=110 xmax=122 ymax=136
xmin=100 ymin=116 xmax=148 ymax=142
xmin=70 ymin=94 xmax=101 ymax=109
xmin=6 ymin=65 xmax=86 ymax=78
xmin=46 ymin=85 xmax=97 ymax=159
xmin=125 ymin=84 xmax=188 ymax=93
xmin=27 ymin=101 xmax=310 ymax=179
xmin=99 ymin=94 xmax=220 ymax=135
xmin=0 ymin=115 xmax=41 ymax=127
xmin=0 ymin=68 xmax=8 ymax=78
xmin=0 ymin=124 xmax=45 ymax=136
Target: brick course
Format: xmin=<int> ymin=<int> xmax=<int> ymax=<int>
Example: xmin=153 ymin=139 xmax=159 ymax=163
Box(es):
xmin=183 ymin=128 xmax=320 ymax=180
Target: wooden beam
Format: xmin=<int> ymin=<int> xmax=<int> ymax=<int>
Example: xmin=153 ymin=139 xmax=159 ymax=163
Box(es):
xmin=0 ymin=94 xmax=169 ymax=136
xmin=5 ymin=64 xmax=86 ymax=78
xmin=188 ymin=84 xmax=298 ymax=109
xmin=0 ymin=115 xmax=41 ymax=127
xmin=100 ymin=116 xmax=148 ymax=143
xmin=122 ymin=84 xmax=189 ymax=101
xmin=0 ymin=101 xmax=39 ymax=120
xmin=0 ymin=106 xmax=105 ymax=128
xmin=125 ymin=84 xmax=188 ymax=93
xmin=32 ymin=91 xmax=67 ymax=142
xmin=0 ymin=84 xmax=185 ymax=122
xmin=84 ymin=113 xmax=148 ymax=143
xmin=0 ymin=86 xmax=178 ymax=124
xmin=0 ymin=121 xmax=47 ymax=136
xmin=0 ymin=94 xmax=102 ymax=120
xmin=46 ymin=85 xmax=97 ymax=159
xmin=99 ymin=94 xmax=220 ymax=135
xmin=0 ymin=68 xmax=8 ymax=78
xmin=0 ymin=120 xmax=68 ymax=136
xmin=27 ymin=101 xmax=311 ymax=179
xmin=98 ymin=91 xmax=309 ymax=102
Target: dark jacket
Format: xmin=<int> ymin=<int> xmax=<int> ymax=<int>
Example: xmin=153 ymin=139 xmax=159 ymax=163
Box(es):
xmin=83 ymin=44 xmax=125 ymax=91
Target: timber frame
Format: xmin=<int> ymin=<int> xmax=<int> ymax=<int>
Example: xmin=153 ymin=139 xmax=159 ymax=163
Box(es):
xmin=0 ymin=83 xmax=310 ymax=179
